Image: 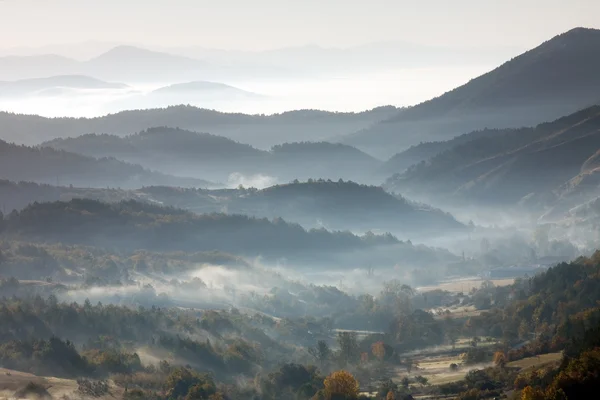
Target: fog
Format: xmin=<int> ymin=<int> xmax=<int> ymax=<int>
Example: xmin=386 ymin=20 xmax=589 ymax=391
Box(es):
xmin=0 ymin=66 xmax=491 ymax=118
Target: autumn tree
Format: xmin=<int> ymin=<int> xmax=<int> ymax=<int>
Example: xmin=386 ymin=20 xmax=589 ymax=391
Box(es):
xmin=371 ymin=341 xmax=386 ymax=362
xmin=323 ymin=370 xmax=359 ymax=400
xmin=493 ymin=351 xmax=507 ymax=368
xmin=521 ymin=386 xmax=545 ymax=400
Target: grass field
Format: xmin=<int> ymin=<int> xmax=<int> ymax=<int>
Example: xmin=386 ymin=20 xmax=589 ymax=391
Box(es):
xmin=507 ymin=352 xmax=563 ymax=370
xmin=418 ymin=278 xmax=515 ymax=293
xmin=0 ymin=367 xmax=123 ymax=400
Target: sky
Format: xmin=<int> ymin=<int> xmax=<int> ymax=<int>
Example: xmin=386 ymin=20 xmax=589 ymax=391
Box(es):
xmin=1 ymin=0 xmax=599 ymax=51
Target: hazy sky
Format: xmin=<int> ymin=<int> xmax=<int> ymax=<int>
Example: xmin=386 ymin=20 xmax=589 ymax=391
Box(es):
xmin=1 ymin=0 xmax=599 ymax=51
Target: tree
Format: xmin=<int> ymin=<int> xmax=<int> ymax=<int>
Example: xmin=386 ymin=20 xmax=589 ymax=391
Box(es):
xmin=521 ymin=386 xmax=545 ymax=400
xmin=386 ymin=391 xmax=396 ymax=400
xmin=309 ymin=340 xmax=331 ymax=369
xmin=323 ymin=370 xmax=359 ymax=400
xmin=415 ymin=375 xmax=428 ymax=386
xmin=371 ymin=341 xmax=386 ymax=362
xmin=400 ymin=376 xmax=410 ymax=388
xmin=493 ymin=351 xmax=507 ymax=368
xmin=337 ymin=332 xmax=359 ymax=367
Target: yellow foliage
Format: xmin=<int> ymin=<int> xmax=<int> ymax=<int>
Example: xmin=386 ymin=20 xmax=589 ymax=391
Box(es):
xmin=323 ymin=370 xmax=359 ymax=400
xmin=371 ymin=341 xmax=386 ymax=361
xmin=521 ymin=386 xmax=545 ymax=400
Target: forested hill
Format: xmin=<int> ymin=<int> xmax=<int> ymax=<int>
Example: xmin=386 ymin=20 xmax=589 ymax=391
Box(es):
xmin=43 ymin=131 xmax=382 ymax=183
xmin=385 ymin=105 xmax=600 ymax=208
xmin=0 ymin=105 xmax=399 ymax=148
xmin=344 ymin=27 xmax=600 ymax=157
xmin=1 ymin=198 xmax=398 ymax=256
xmin=230 ymin=180 xmax=465 ymax=236
xmin=43 ymin=127 xmax=265 ymax=160
xmin=0 ymin=139 xmax=216 ymax=189
xmin=0 ymin=180 xmax=464 ymax=239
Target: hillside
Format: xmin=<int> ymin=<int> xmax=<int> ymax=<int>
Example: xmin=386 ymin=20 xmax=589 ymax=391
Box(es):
xmin=0 ymin=139 xmax=216 ymax=189
xmin=1 ymin=198 xmax=421 ymax=262
xmin=228 ymin=180 xmax=465 ymax=238
xmin=380 ymin=129 xmax=502 ymax=175
xmin=385 ymin=106 xmax=600 ymax=209
xmin=345 ymin=28 xmax=600 ymax=157
xmin=0 ymin=105 xmax=399 ymax=149
xmin=43 ymin=130 xmax=382 ymax=183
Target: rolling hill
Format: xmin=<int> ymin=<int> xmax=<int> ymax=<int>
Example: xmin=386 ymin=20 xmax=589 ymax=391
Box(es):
xmin=0 ymin=139 xmax=216 ymax=189
xmin=345 ymin=28 xmax=600 ymax=157
xmin=0 ymin=180 xmax=464 ymax=240
xmin=227 ymin=180 xmax=465 ymax=238
xmin=42 ymin=128 xmax=383 ymax=183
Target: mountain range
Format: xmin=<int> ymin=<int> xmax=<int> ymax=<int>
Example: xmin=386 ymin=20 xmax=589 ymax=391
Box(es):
xmin=0 ymin=105 xmax=399 ymax=149
xmin=0 ymin=41 xmax=521 ymax=82
xmin=344 ymin=28 xmax=600 ymax=157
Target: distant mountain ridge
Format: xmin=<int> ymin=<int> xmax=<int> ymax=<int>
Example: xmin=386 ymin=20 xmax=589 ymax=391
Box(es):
xmin=0 ymin=105 xmax=399 ymax=149
xmin=0 ymin=75 xmax=127 ymax=97
xmin=345 ymin=27 xmax=600 ymax=157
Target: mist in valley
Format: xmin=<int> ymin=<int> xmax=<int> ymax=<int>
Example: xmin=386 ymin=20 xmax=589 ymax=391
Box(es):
xmin=1 ymin=3 xmax=600 ymax=398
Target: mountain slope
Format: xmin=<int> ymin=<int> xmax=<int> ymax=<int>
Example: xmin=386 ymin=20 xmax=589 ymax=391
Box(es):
xmin=385 ymin=106 xmax=600 ymax=207
xmin=0 ymin=105 xmax=399 ymax=149
xmin=345 ymin=28 xmax=600 ymax=157
xmin=43 ymin=129 xmax=382 ymax=183
xmin=228 ymin=180 xmax=465 ymax=238
xmin=43 ymin=127 xmax=268 ymax=182
xmin=0 ymin=139 xmax=216 ymax=189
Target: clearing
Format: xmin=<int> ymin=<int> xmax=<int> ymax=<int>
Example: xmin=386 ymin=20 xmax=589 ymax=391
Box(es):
xmin=0 ymin=367 xmax=123 ymax=400
xmin=507 ymin=352 xmax=563 ymax=370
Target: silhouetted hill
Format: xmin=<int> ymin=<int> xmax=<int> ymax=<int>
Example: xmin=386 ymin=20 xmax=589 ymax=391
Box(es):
xmin=0 ymin=105 xmax=399 ymax=149
xmin=386 ymin=106 xmax=600 ymax=208
xmin=152 ymin=81 xmax=257 ymax=96
xmin=0 ymin=139 xmax=216 ymax=189
xmin=345 ymin=28 xmax=600 ymax=157
xmin=86 ymin=46 xmax=207 ymax=82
